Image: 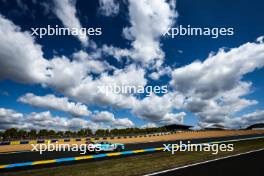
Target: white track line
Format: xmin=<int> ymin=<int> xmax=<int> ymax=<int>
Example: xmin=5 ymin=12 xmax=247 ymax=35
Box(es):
xmin=209 ymin=135 xmax=264 ymax=144
xmin=145 ymin=148 xmax=264 ymax=176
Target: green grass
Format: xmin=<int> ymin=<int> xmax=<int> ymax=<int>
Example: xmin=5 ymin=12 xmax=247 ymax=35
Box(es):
xmin=2 ymin=138 xmax=264 ymax=176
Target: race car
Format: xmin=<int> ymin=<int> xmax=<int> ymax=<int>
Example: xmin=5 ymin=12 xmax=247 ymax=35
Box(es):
xmin=86 ymin=141 xmax=125 ymax=152
xmin=96 ymin=141 xmax=125 ymax=152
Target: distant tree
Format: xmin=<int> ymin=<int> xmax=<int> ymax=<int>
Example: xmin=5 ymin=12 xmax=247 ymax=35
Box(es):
xmin=95 ymin=129 xmax=107 ymax=136
xmin=84 ymin=128 xmax=93 ymax=136
xmin=38 ymin=129 xmax=48 ymax=138
xmin=28 ymin=129 xmax=37 ymax=139
xmin=0 ymin=126 xmax=171 ymax=141
xmin=48 ymin=130 xmax=56 ymax=138
xmin=0 ymin=131 xmax=3 ymax=141
xmin=17 ymin=129 xmax=27 ymax=139
xmin=64 ymin=131 xmax=74 ymax=138
xmin=56 ymin=131 xmax=64 ymax=138
xmin=77 ymin=129 xmax=86 ymax=136
xmin=3 ymin=128 xmax=18 ymax=140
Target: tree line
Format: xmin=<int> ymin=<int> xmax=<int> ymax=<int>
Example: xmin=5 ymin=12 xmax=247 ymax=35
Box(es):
xmin=0 ymin=127 xmax=169 ymax=141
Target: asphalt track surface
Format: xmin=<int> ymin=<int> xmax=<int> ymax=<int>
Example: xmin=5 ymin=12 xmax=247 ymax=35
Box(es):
xmin=153 ymin=149 xmax=264 ymax=176
xmin=1 ymin=133 xmax=263 ymax=166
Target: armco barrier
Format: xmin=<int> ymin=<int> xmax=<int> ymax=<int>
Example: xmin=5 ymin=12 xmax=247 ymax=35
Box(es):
xmin=0 ymin=147 xmax=164 ymax=169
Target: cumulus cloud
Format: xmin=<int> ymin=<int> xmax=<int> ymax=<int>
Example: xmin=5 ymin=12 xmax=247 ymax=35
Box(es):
xmin=18 ymin=93 xmax=91 ymax=116
xmin=0 ymin=14 xmax=50 ymax=83
xmin=131 ymin=93 xmax=185 ymax=125
xmin=98 ymin=0 xmax=119 ymax=16
xmin=141 ymin=122 xmax=157 ymax=128
xmin=0 ymin=15 xmax=144 ymax=124
xmin=170 ymin=42 xmax=264 ymax=99
xmin=65 ymin=64 xmax=146 ymax=108
xmin=72 ymin=50 xmax=114 ymax=74
xmin=123 ymin=0 xmax=176 ymax=64
xmin=91 ymin=111 xmax=134 ymax=128
xmin=24 ymin=111 xmax=100 ymax=131
xmin=112 ymin=118 xmax=134 ymax=128
xmin=227 ymin=110 xmax=264 ymax=129
xmin=170 ymin=39 xmax=264 ymax=127
xmin=0 ymin=107 xmax=134 ymax=131
xmin=0 ymin=108 xmax=24 ymax=130
xmin=149 ymin=66 xmax=172 ymax=80
xmin=45 ymin=51 xmax=114 ymax=93
xmin=161 ymin=112 xmax=185 ymax=125
xmin=103 ymin=0 xmax=177 ymax=66
xmin=53 ymin=0 xmax=89 ymax=46
xmin=91 ymin=111 xmax=115 ymax=122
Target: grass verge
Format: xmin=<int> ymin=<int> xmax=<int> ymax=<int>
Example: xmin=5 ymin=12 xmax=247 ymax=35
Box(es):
xmin=2 ymin=138 xmax=264 ymax=176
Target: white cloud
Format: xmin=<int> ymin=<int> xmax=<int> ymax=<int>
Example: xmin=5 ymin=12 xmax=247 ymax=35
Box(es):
xmin=91 ymin=111 xmax=134 ymax=128
xmin=132 ymin=94 xmax=174 ymax=121
xmin=170 ymin=42 xmax=264 ymax=99
xmin=45 ymin=52 xmax=113 ymax=93
xmin=161 ymin=112 xmax=185 ymax=125
xmin=25 ymin=111 xmax=98 ymax=131
xmin=98 ymin=0 xmax=119 ymax=16
xmin=0 ymin=108 xmax=24 ymax=129
xmin=18 ymin=93 xmax=91 ymax=116
xmin=66 ymin=64 xmax=146 ymax=108
xmin=53 ymin=0 xmax=89 ymax=46
xmin=0 ymin=14 xmax=146 ymax=117
xmin=170 ymin=39 xmax=264 ymax=127
xmin=72 ymin=50 xmax=114 ymax=74
xmin=149 ymin=66 xmax=172 ymax=80
xmin=123 ymin=0 xmax=177 ymax=64
xmin=227 ymin=110 xmax=264 ymax=129
xmin=141 ymin=122 xmax=157 ymax=128
xmin=131 ymin=93 xmax=185 ymax=124
xmin=256 ymin=36 xmax=264 ymax=43
xmin=47 ymin=55 xmax=91 ymax=92
xmin=112 ymin=118 xmax=134 ymax=128
xmin=91 ymin=111 xmax=115 ymax=122
xmin=0 ymin=107 xmax=134 ymax=131
xmin=0 ymin=14 xmax=50 ymax=83
xmin=102 ymin=0 xmax=177 ymax=66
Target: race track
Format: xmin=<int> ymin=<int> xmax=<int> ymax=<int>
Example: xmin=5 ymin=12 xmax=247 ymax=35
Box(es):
xmin=148 ymin=149 xmax=264 ymax=176
xmin=0 ymin=133 xmax=263 ymax=172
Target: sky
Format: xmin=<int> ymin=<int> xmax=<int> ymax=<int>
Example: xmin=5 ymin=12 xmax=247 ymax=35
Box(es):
xmin=0 ymin=0 xmax=264 ymax=131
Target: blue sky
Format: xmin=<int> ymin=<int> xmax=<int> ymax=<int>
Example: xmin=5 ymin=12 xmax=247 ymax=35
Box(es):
xmin=0 ymin=0 xmax=264 ymax=131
